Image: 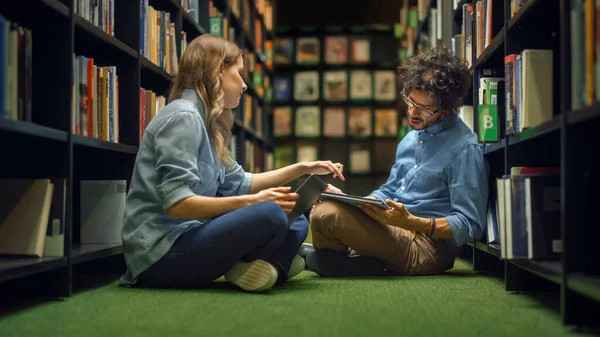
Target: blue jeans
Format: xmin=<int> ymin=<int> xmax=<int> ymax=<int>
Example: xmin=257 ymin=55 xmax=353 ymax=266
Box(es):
xmin=136 ymin=201 xmax=309 ymax=288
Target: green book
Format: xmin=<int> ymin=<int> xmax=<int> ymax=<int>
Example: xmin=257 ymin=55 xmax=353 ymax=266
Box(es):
xmin=478 ymin=105 xmax=499 ymax=142
xmin=210 ymin=17 xmax=223 ymax=37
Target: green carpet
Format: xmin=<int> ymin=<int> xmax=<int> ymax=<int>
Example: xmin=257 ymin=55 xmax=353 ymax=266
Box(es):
xmin=0 ymin=259 xmax=592 ymax=337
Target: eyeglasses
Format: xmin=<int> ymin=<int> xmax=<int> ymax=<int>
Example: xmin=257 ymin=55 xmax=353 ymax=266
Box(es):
xmin=401 ymin=91 xmax=439 ymax=117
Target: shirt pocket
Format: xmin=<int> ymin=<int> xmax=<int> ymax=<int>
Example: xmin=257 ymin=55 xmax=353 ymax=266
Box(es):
xmin=194 ymin=161 xmax=223 ymax=197
xmin=408 ymin=168 xmax=446 ymax=200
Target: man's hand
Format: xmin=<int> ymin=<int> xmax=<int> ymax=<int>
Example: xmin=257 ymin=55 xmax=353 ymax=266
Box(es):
xmin=356 ymin=199 xmax=420 ymax=231
xmin=324 ymin=184 xmax=344 ymax=195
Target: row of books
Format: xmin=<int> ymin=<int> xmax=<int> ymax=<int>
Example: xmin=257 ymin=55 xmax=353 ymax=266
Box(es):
xmin=139 ymin=88 xmax=166 ymax=142
xmin=274 ymin=35 xmax=372 ymax=65
xmin=451 ymin=2 xmax=474 ymax=69
xmin=396 ymin=0 xmax=436 ymax=60
xmin=0 ymin=179 xmax=125 ymax=258
xmin=484 ymin=166 xmax=561 ymax=261
xmin=72 ymin=54 xmax=119 ymax=143
xmin=75 ymin=0 xmax=114 ymax=36
xmin=273 ymin=106 xmax=402 ymax=139
xmin=273 ymin=70 xmax=397 ymax=102
xmin=452 ymin=49 xmax=554 ymax=143
xmin=230 ymin=135 xmax=273 ymax=173
xmin=140 ymin=0 xmax=180 ymax=74
xmin=0 ymin=15 xmax=31 ymax=122
xmin=571 ymin=0 xmax=600 ymax=110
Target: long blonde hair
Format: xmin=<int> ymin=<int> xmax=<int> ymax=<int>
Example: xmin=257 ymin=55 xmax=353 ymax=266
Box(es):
xmin=168 ymin=34 xmax=242 ymax=167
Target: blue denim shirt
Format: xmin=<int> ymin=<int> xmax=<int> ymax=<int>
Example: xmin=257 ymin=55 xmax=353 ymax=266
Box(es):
xmin=369 ymin=114 xmax=488 ymax=246
xmin=119 ymin=89 xmax=253 ymax=285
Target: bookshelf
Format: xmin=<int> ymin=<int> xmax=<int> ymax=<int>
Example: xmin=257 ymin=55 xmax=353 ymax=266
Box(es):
xmin=405 ymin=0 xmax=600 ymax=327
xmin=0 ymin=0 xmax=273 ymax=297
xmin=271 ymin=26 xmax=403 ymax=197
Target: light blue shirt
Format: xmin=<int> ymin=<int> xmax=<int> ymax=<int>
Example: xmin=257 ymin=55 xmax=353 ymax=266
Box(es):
xmin=369 ymin=114 xmax=488 ymax=246
xmin=119 ymin=89 xmax=253 ymax=286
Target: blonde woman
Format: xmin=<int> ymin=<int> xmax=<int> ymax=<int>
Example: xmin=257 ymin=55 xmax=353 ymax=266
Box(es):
xmin=119 ymin=34 xmax=344 ymax=292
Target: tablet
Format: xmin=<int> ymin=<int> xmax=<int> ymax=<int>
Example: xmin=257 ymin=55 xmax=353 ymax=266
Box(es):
xmin=286 ymin=174 xmax=329 ymax=227
xmin=319 ymin=192 xmax=392 ymax=210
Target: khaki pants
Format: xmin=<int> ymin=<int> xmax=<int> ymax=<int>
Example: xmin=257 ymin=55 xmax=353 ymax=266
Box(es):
xmin=309 ymin=200 xmax=459 ymax=276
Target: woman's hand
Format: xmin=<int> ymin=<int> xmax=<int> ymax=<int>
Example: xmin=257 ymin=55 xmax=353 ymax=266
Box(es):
xmin=356 ymin=199 xmax=414 ymax=229
xmin=301 ymin=161 xmax=345 ymax=181
xmin=252 ymin=186 xmax=298 ymax=214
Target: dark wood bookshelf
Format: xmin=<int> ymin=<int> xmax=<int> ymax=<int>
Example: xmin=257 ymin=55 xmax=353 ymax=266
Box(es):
xmin=473 ymin=27 xmax=505 ymax=69
xmin=0 ymin=0 xmax=274 ymax=298
xmin=424 ymin=0 xmax=600 ymax=328
xmin=482 ymin=138 xmax=505 ymax=155
xmin=507 ymin=113 xmax=562 ymax=146
xmin=568 ymin=274 xmax=600 ymax=303
xmin=0 ymin=256 xmax=67 ymax=283
xmin=73 ymin=15 xmax=138 ymax=60
xmin=510 ymin=260 xmax=563 ymax=285
xmin=71 ymin=243 xmax=123 ymax=265
xmin=475 ymin=242 xmax=501 ymax=258
xmin=72 ymin=135 xmax=138 ymax=154
xmin=568 ymin=102 xmax=600 ymax=126
xmin=0 ymin=118 xmax=68 ymax=142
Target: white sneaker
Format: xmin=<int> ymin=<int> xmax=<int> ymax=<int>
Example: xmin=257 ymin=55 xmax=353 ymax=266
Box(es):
xmin=287 ymin=254 xmax=305 ymax=280
xmin=224 ymin=259 xmax=278 ymax=292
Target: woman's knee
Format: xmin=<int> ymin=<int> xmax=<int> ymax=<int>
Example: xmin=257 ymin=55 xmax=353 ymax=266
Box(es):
xmin=293 ymin=214 xmax=310 ymax=238
xmin=253 ymin=200 xmax=289 ymax=232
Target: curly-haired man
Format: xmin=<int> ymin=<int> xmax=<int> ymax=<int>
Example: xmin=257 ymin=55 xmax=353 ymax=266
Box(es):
xmin=304 ymin=45 xmax=489 ymax=277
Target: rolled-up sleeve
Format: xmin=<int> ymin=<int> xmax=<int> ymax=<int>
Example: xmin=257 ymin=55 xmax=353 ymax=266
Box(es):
xmin=218 ymin=161 xmax=253 ymax=196
xmin=151 ymin=111 xmax=204 ymax=212
xmin=446 ymin=143 xmax=489 ymax=246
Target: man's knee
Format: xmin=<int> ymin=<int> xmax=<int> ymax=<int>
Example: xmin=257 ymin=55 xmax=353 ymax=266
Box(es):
xmin=310 ymin=200 xmax=344 ymax=230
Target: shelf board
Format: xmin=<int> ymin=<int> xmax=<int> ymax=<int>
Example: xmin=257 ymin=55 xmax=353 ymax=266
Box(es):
xmin=474 ymin=27 xmax=505 ymax=69
xmin=475 ymin=242 xmax=501 ymax=257
xmin=0 ymin=0 xmax=69 ymax=20
xmin=38 ymin=0 xmax=70 ymax=17
xmin=568 ymin=273 xmax=600 ymax=303
xmin=0 ymin=118 xmax=68 ymax=142
xmin=506 ymin=0 xmax=544 ymax=33
xmin=140 ymin=56 xmax=174 ymax=82
xmin=71 ymin=243 xmax=123 ymax=265
xmin=0 ymin=256 xmax=67 ymax=283
xmin=568 ymin=102 xmax=600 ymax=126
xmin=510 ymin=259 xmax=562 ymax=285
xmin=72 ymin=134 xmax=138 ymax=154
xmin=73 ymin=15 xmax=138 ymax=60
xmin=508 ymin=113 xmax=561 ymax=146
xmin=233 ymin=119 xmax=272 ymax=147
xmin=181 ymin=9 xmax=207 ymax=37
xmin=482 ymin=138 xmax=505 ymax=155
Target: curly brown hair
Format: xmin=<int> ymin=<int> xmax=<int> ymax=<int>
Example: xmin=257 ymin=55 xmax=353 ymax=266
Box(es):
xmin=397 ymin=45 xmax=471 ymax=114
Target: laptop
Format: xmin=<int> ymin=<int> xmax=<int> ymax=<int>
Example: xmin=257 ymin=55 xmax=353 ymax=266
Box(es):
xmin=286 ymin=174 xmax=329 ymax=227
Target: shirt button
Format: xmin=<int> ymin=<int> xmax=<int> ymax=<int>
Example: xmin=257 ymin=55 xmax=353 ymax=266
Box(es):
xmin=430 ymin=134 xmax=434 ymax=138
xmin=419 ymin=140 xmax=423 ymax=144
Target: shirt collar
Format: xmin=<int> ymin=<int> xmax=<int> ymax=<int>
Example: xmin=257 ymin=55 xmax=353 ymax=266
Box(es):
xmin=180 ymin=89 xmax=206 ymax=119
xmin=423 ymin=113 xmax=458 ymax=136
